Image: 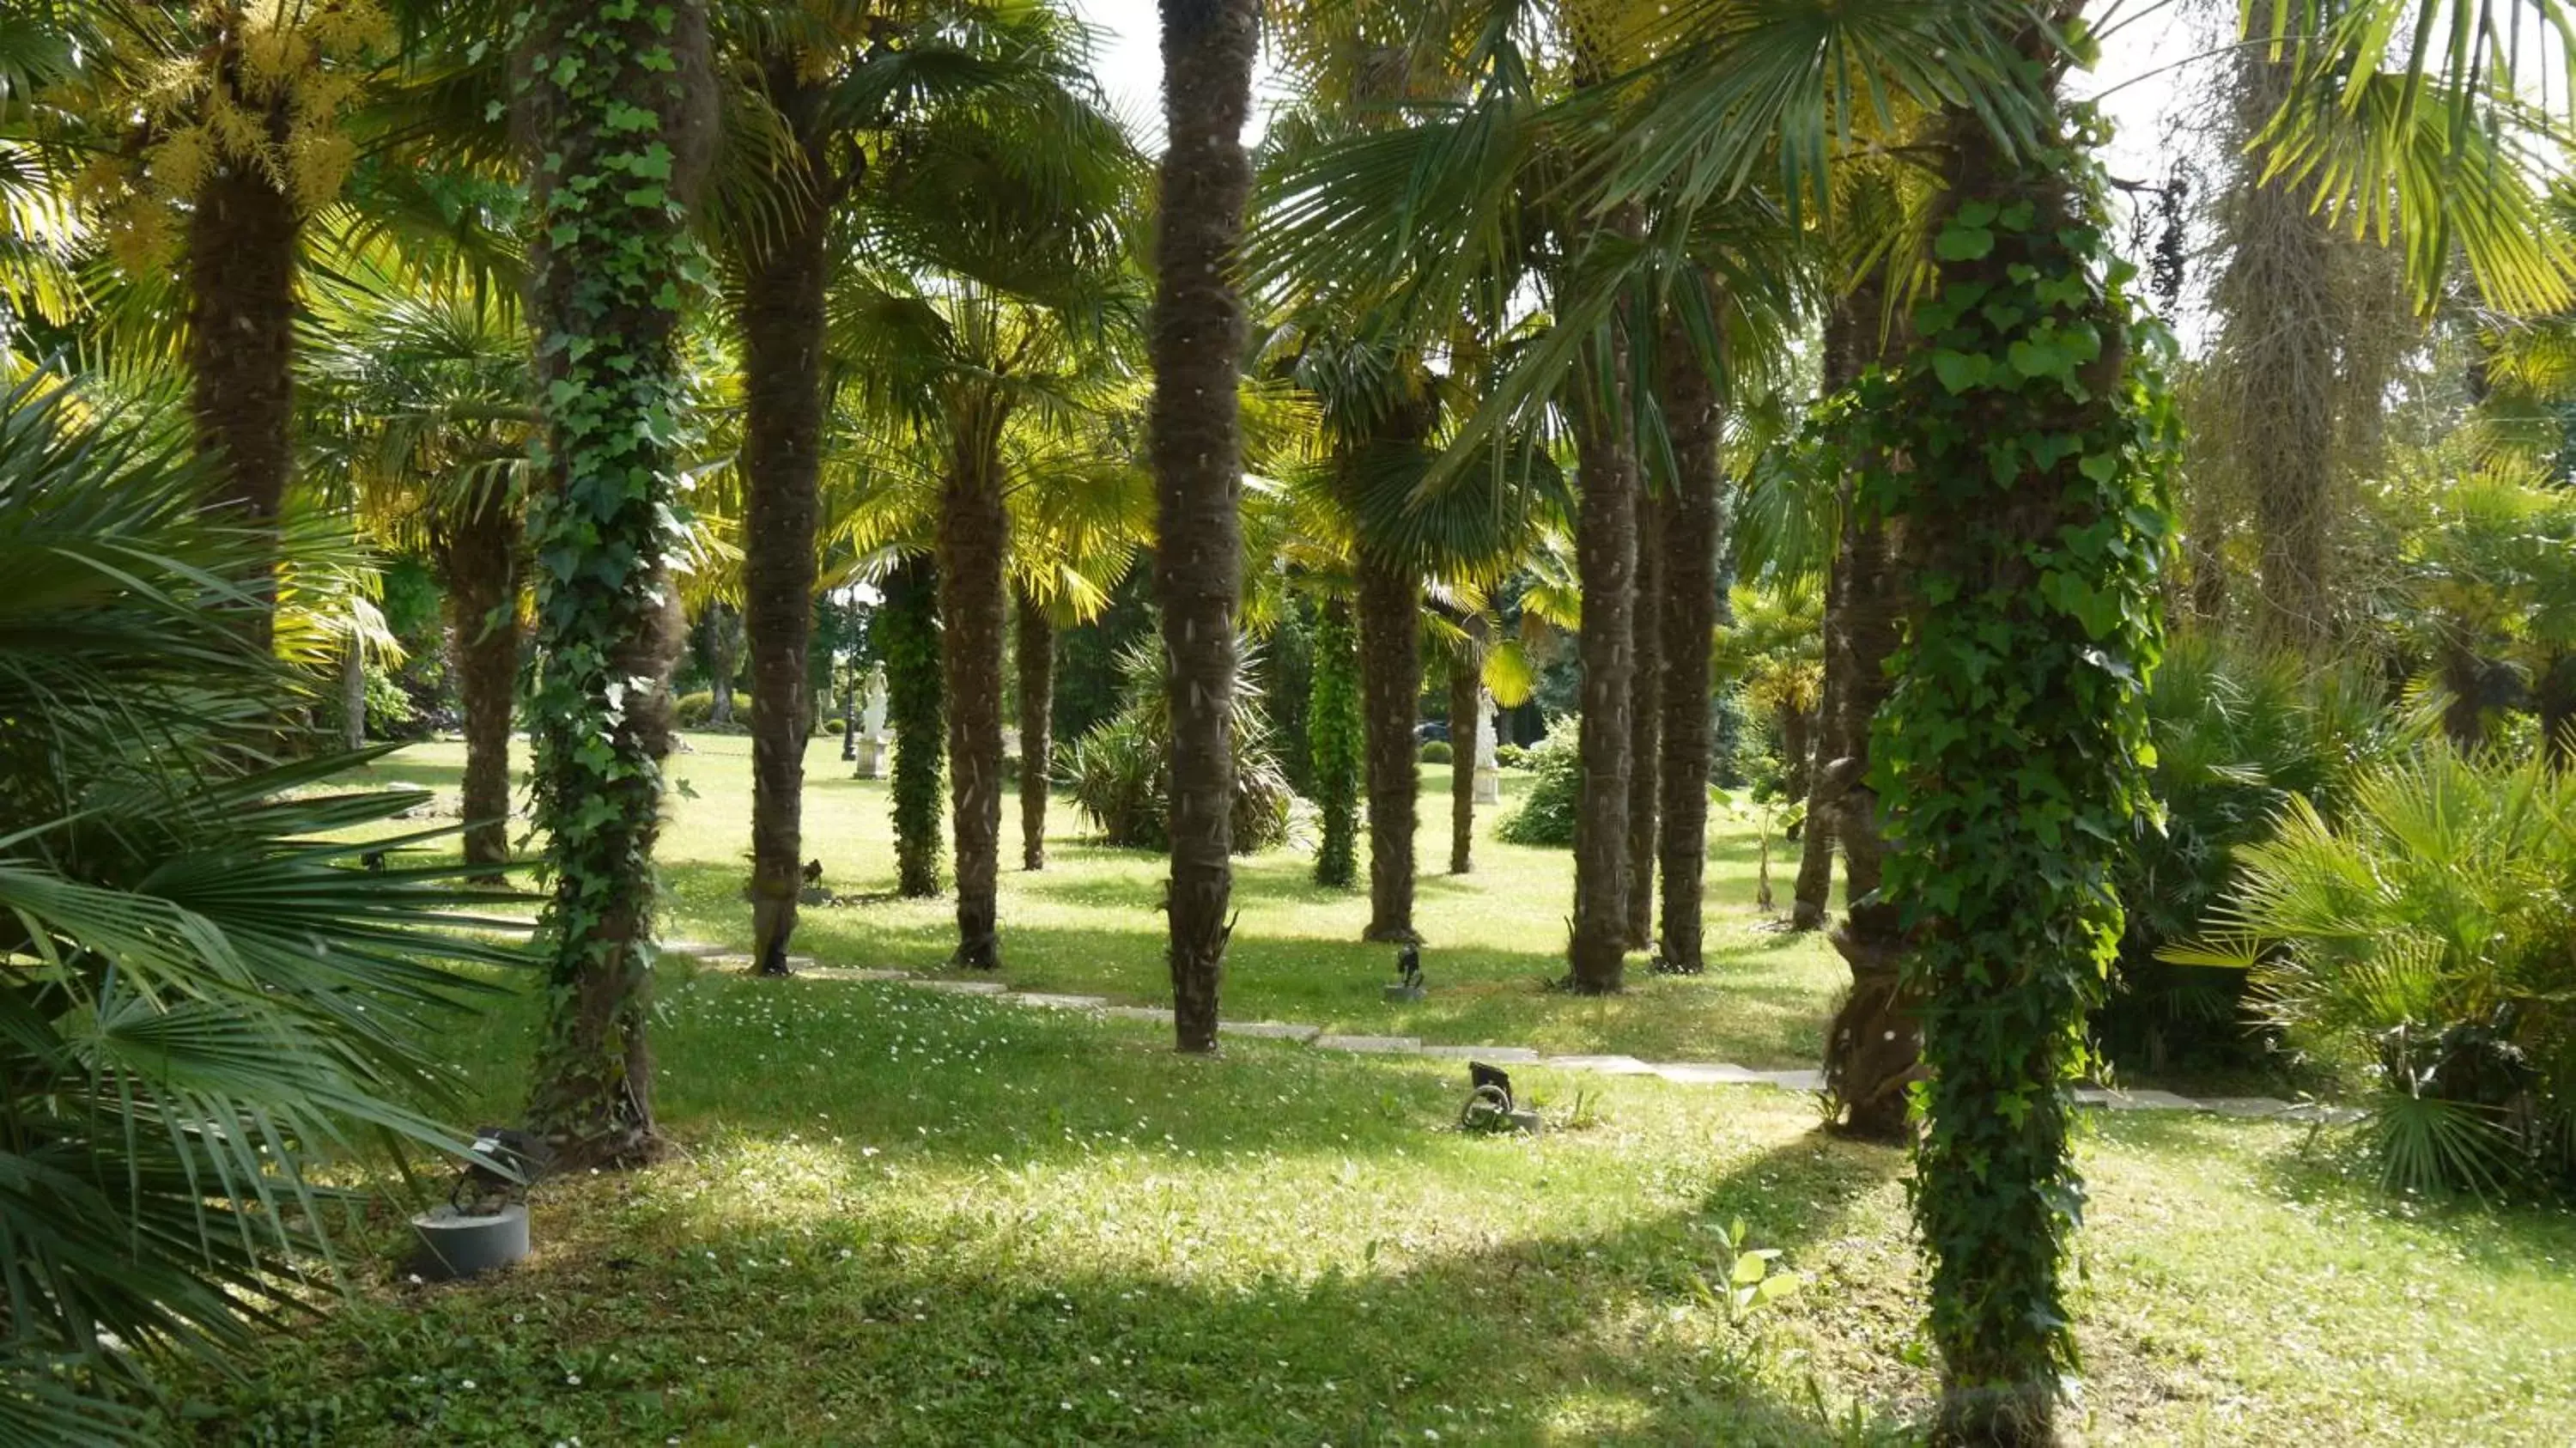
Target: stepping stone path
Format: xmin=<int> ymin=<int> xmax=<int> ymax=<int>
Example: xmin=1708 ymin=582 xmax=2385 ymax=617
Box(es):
xmin=732 ymin=960 xmax=2349 ymax=1123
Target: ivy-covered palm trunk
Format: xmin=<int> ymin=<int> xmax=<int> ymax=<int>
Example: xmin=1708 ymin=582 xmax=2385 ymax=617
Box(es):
xmin=1310 ymin=599 xmax=1363 ymax=888
xmin=187 ymin=155 xmax=299 ymax=652
xmin=1017 ymin=587 xmax=1054 ymax=871
xmin=1565 ymin=366 xmax=1640 ymax=995
xmin=1356 ymin=551 xmax=1420 ymax=942
xmin=516 ymin=0 xmax=714 ymax=1169
xmin=1655 ymin=319 xmax=1722 ymax=974
xmin=882 ymin=554 xmax=945 ymax=898
xmin=738 ymin=161 xmax=827 ymax=976
xmin=1868 ymin=82 xmax=2170 ymax=1445
xmin=440 ymin=494 xmax=520 ymax=876
xmin=1151 ymin=0 xmax=1259 ymax=1053
xmin=1624 ymin=489 xmax=1664 ymax=949
xmin=1449 ymin=613 xmax=1487 ymax=875
xmin=938 ymin=421 xmax=1011 ymax=969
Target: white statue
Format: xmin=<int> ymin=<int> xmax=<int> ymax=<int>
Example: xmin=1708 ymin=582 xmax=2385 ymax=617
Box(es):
xmin=1473 ymin=688 xmax=1503 ymax=805
xmin=854 ymin=663 xmax=890 ymax=779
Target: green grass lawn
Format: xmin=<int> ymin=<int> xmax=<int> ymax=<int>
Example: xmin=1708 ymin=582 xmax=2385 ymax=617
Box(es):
xmin=167 ymin=732 xmax=2576 ymax=1445
xmin=355 ymin=731 xmax=1850 ymax=1065
xmin=169 ymin=966 xmax=2576 ymax=1445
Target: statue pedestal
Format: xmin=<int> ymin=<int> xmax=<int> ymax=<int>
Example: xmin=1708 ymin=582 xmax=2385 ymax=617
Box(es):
xmin=1473 ymin=764 xmax=1501 ymax=806
xmin=853 ymin=736 xmax=887 ymax=779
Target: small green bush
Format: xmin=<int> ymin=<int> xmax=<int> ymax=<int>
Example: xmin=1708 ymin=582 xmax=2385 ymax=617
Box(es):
xmin=1497 ymin=724 xmax=1580 ymax=847
xmin=1419 ymin=739 xmax=1453 ymax=764
xmin=1062 ymin=637 xmax=1297 ymax=855
xmin=2172 ymin=744 xmax=2576 ymax=1199
xmin=673 ymin=690 xmax=752 ymax=730
xmin=824 ymin=717 xmax=847 ymax=736
xmin=1495 ymin=742 xmax=1529 ymax=770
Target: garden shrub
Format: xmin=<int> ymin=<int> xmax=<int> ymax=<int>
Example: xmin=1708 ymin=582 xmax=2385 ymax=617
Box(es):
xmin=673 ymin=690 xmax=752 ymax=730
xmin=2100 ymin=638 xmax=2415 ymax=1075
xmin=1495 ymin=742 xmax=1528 ymax=770
xmin=1064 ymin=638 xmax=1297 ymax=854
xmin=1419 ymin=739 xmax=1452 ymax=764
xmin=2172 ymin=743 xmax=2576 ymax=1198
xmin=1496 ymin=723 xmax=1580 ymax=846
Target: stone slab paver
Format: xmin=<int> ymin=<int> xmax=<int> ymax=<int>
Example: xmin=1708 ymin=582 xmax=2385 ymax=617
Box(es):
xmin=657 ymin=940 xmax=727 ymax=958
xmin=1007 ymin=992 xmax=1111 ymax=1011
xmin=1315 ymin=1035 xmax=1422 ymax=1054
xmin=2195 ymin=1096 xmax=2293 ymax=1118
xmin=762 ymin=968 xmax=2354 ymax=1120
xmin=1220 ymin=1020 xmax=1323 ymax=1042
xmin=1419 ymin=1045 xmax=1540 ymax=1063
xmin=1652 ymin=1062 xmax=1768 ymax=1086
xmin=1543 ymin=1055 xmax=1657 ymax=1076
xmin=905 ymin=978 xmax=1008 ymax=996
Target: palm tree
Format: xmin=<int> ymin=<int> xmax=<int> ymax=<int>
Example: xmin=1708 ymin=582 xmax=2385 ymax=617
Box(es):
xmin=713 ymin=0 xmax=1130 ymax=972
xmin=46 ymin=3 xmax=416 ymax=648
xmin=1152 ymin=0 xmax=1261 ymax=1051
xmin=516 ymin=0 xmax=715 ymax=1168
xmin=0 ymin=378 xmax=513 ymax=1442
xmin=301 ymin=267 xmax=534 ymax=873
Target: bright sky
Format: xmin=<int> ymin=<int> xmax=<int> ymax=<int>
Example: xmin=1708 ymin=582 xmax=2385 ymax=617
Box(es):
xmin=1073 ymin=2 xmax=2202 ymax=161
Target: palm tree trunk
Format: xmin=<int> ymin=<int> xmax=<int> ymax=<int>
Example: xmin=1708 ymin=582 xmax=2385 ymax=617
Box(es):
xmin=1151 ymin=0 xmax=1261 ymax=1053
xmin=188 ymin=158 xmax=299 ymax=654
xmin=519 ymin=0 xmax=712 ymax=1170
xmin=1625 ymin=489 xmax=1664 ymax=948
xmin=1357 ymin=551 xmax=1420 ymax=942
xmin=340 ymin=637 xmax=367 ymax=751
xmin=1656 ymin=313 xmax=1723 ymax=974
xmin=1018 ymin=586 xmax=1054 ymax=871
xmin=2539 ymin=652 xmax=2576 ymax=769
xmin=441 ymin=497 xmax=521 ymax=878
xmin=738 ymin=173 xmax=827 ymax=976
xmin=939 ymin=425 xmax=1009 ymax=969
xmin=1820 ymin=498 xmax=1910 ymax=1141
xmin=2227 ymin=51 xmax=2338 ymax=654
xmin=884 ymin=554 xmax=945 ymax=897
xmin=1449 ymin=614 xmax=1486 ymax=875
xmin=1566 ymin=357 xmax=1640 ymax=995
xmin=705 ymin=602 xmax=741 ymax=726
xmin=1791 ymin=484 xmax=1852 ymax=932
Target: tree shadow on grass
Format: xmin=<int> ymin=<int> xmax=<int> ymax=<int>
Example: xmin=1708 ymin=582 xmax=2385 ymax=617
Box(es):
xmin=182 ymin=1100 xmax=1922 ymax=1447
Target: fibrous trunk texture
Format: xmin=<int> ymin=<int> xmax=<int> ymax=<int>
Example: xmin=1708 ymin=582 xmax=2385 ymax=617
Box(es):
xmin=519 ymin=0 xmax=713 ymax=1170
xmin=884 ymin=555 xmax=945 ymax=898
xmin=1018 ymin=588 xmax=1054 ymax=870
xmin=1449 ymin=614 xmax=1487 ymax=876
xmin=1813 ymin=277 xmax=1918 ymax=1141
xmin=189 ymin=158 xmax=299 ymax=654
xmin=738 ymin=128 xmax=827 ymax=976
xmin=339 ymin=640 xmax=366 ymax=751
xmin=939 ymin=425 xmax=1010 ymax=969
xmin=1625 ymin=489 xmax=1664 ymax=948
xmin=2224 ymin=51 xmax=2337 ymax=654
xmin=1150 ymin=0 xmax=1260 ymax=1052
xmin=1567 ymin=357 xmax=1639 ymax=995
xmin=1357 ymin=551 xmax=1420 ymax=942
xmin=440 ymin=496 xmax=520 ymax=877
xmin=1655 ymin=309 xmax=1723 ymax=973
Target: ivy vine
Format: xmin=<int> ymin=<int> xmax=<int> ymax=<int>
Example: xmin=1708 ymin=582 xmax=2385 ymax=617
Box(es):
xmin=1852 ymin=103 xmax=2176 ymax=1434
xmin=513 ymin=0 xmax=711 ymax=1162
xmin=1309 ymin=599 xmax=1363 ymax=889
xmin=882 ymin=554 xmax=947 ymax=898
